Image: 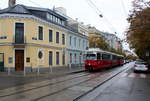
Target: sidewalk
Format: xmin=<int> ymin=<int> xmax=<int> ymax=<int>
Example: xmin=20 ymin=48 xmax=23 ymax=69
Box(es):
xmin=0 ymin=65 xmax=85 ymax=76
xmin=89 ymin=70 xmax=150 ymax=101
xmin=0 ymin=65 xmax=85 ymax=90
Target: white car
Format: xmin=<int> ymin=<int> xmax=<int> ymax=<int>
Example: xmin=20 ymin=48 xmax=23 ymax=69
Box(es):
xmin=133 ymin=61 xmax=148 ymax=72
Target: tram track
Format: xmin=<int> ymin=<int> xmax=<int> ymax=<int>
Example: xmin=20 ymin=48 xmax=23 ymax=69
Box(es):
xmin=33 ymin=73 xmax=103 ymax=101
xmin=74 ymin=63 xmax=133 ymax=101
xmin=0 ymin=63 xmax=133 ymax=101
xmin=0 ymin=72 xmax=91 ymax=97
xmin=34 ymin=64 xmax=132 ymax=101
xmin=37 ymin=63 xmax=133 ymax=101
xmin=0 ymin=71 xmax=103 ymax=101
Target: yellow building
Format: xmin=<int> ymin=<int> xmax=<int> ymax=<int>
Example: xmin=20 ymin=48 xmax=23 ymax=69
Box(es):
xmin=0 ymin=5 xmax=68 ymax=72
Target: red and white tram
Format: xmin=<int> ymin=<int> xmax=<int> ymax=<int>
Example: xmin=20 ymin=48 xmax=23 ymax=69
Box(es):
xmin=85 ymin=48 xmax=124 ymax=71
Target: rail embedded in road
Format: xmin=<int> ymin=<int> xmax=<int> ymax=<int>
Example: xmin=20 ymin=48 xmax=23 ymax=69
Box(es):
xmin=0 ymin=62 xmax=134 ymax=101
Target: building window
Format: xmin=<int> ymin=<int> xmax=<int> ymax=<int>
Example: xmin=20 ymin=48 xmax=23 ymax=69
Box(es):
xmin=38 ymin=51 xmax=43 ymax=59
xmin=49 ymin=29 xmax=53 ymax=42
xmin=70 ymin=36 xmax=72 ymax=46
xmin=79 ymin=55 xmax=81 ymax=64
xmin=38 ymin=26 xmax=43 ymax=40
xmin=55 ymin=17 xmax=57 ymax=23
xmin=74 ymin=53 xmax=76 ymax=64
xmin=56 ymin=32 xmax=59 ymax=43
xmin=79 ymin=39 xmax=81 ymax=48
xmin=62 ymin=53 xmax=65 ymax=65
xmin=38 ymin=50 xmax=44 ymax=60
xmin=53 ymin=16 xmax=56 ymax=22
xmin=0 ymin=36 xmax=7 ymax=39
xmin=62 ymin=34 xmax=65 ymax=45
xmin=74 ymin=37 xmax=76 ymax=47
xmin=56 ymin=52 xmax=59 ymax=65
xmin=70 ymin=53 xmax=72 ymax=64
xmin=86 ymin=41 xmax=88 ymax=50
xmin=83 ymin=40 xmax=85 ymax=49
xmin=62 ymin=21 xmax=65 ymax=25
xmin=15 ymin=23 xmax=24 ymax=43
xmin=49 ymin=51 xmax=53 ymax=65
xmin=47 ymin=14 xmax=53 ymax=21
xmin=58 ymin=18 xmax=61 ymax=24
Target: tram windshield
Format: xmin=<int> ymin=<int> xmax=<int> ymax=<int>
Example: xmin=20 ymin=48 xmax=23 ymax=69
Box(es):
xmin=86 ymin=54 xmax=97 ymax=60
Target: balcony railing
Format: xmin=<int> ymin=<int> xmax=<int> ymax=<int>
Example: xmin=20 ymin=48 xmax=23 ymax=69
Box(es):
xmin=15 ymin=34 xmax=24 ymax=44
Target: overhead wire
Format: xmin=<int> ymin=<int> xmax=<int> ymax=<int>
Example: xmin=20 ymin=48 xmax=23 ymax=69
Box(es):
xmin=28 ymin=0 xmax=42 ymax=7
xmin=86 ymin=0 xmax=103 ymax=16
xmin=120 ymin=0 xmax=128 ymax=17
xmin=120 ymin=0 xmax=130 ymax=43
xmin=27 ymin=0 xmax=55 ymax=10
xmin=85 ymin=0 xmax=118 ymax=34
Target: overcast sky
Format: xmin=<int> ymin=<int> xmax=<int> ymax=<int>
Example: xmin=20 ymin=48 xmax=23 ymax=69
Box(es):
xmin=0 ymin=0 xmax=134 ymax=50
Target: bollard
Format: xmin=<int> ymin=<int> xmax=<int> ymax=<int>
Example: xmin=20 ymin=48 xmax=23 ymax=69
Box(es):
xmin=8 ymin=67 xmax=10 ymax=76
xmin=49 ymin=65 xmax=53 ymax=73
xmin=79 ymin=63 xmax=81 ymax=68
xmin=37 ymin=65 xmax=40 ymax=75
xmin=24 ymin=66 xmax=26 ymax=76
xmin=69 ymin=63 xmax=72 ymax=70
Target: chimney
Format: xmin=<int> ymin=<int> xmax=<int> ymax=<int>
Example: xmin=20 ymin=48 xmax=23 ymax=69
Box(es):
xmin=8 ymin=0 xmax=16 ymax=7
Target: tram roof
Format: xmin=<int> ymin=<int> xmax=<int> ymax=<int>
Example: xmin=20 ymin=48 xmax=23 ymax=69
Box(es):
xmin=86 ymin=48 xmax=124 ymax=57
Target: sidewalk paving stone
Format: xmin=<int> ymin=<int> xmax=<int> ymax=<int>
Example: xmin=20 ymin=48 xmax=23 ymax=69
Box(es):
xmin=0 ymin=66 xmax=85 ymax=90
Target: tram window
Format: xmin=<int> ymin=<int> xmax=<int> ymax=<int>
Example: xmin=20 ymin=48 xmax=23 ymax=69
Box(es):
xmin=112 ymin=55 xmax=116 ymax=60
xmin=97 ymin=53 xmax=101 ymax=60
xmin=119 ymin=57 xmax=123 ymax=60
xmin=113 ymin=55 xmax=118 ymax=60
xmin=102 ymin=54 xmax=111 ymax=60
xmin=117 ymin=56 xmax=119 ymax=60
xmin=117 ymin=57 xmax=119 ymax=59
xmin=86 ymin=54 xmax=96 ymax=60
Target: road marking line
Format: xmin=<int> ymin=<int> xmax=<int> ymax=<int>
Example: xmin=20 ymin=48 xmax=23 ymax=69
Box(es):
xmin=140 ymin=74 xmax=146 ymax=78
xmin=128 ymin=73 xmax=135 ymax=78
xmin=121 ymin=73 xmax=128 ymax=77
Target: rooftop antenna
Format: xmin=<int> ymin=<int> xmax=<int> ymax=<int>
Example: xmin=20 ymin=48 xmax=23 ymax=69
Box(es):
xmin=53 ymin=5 xmax=55 ymax=11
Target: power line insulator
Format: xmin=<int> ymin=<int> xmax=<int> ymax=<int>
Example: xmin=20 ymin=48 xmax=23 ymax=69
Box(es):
xmin=99 ymin=14 xmax=103 ymax=18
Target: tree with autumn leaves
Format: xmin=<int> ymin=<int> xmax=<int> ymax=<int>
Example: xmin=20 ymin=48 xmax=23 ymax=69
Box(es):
xmin=89 ymin=34 xmax=109 ymax=50
xmin=125 ymin=54 xmax=138 ymax=60
xmin=89 ymin=34 xmax=125 ymax=56
xmin=126 ymin=0 xmax=150 ymax=60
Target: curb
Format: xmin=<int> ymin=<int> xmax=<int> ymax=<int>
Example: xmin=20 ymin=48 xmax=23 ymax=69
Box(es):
xmin=73 ymin=67 xmax=129 ymax=101
xmin=69 ymin=69 xmax=87 ymax=74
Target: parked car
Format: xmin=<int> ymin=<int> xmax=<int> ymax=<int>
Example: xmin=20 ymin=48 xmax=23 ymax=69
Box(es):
xmin=133 ymin=61 xmax=148 ymax=72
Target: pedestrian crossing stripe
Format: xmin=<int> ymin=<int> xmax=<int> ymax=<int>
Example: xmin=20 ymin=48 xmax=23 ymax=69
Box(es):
xmin=121 ymin=73 xmax=150 ymax=78
xmin=121 ymin=73 xmax=128 ymax=77
xmin=140 ymin=74 xmax=146 ymax=78
xmin=128 ymin=73 xmax=136 ymax=78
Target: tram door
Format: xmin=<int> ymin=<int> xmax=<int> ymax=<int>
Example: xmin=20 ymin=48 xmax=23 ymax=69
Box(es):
xmin=0 ymin=53 xmax=4 ymax=71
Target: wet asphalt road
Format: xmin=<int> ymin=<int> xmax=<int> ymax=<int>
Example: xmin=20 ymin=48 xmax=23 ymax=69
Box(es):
xmin=78 ymin=62 xmax=150 ymax=101
xmin=0 ymin=62 xmax=134 ymax=101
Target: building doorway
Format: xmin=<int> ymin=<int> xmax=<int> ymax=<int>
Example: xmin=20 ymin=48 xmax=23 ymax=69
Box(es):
xmin=15 ymin=50 xmax=24 ymax=71
xmin=0 ymin=53 xmax=4 ymax=71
